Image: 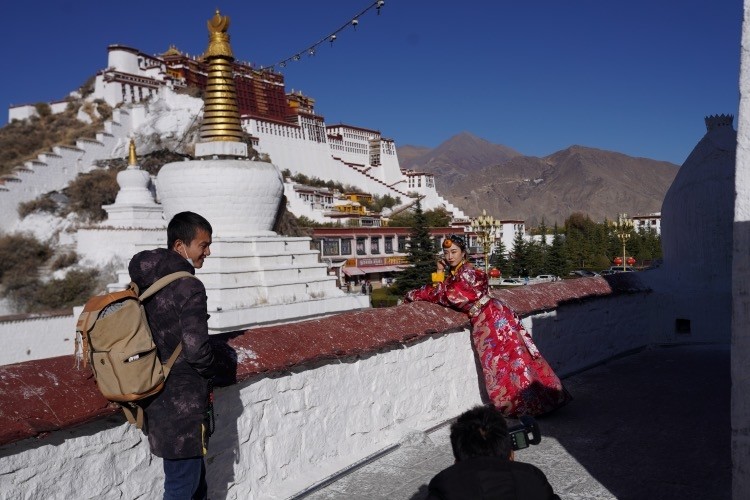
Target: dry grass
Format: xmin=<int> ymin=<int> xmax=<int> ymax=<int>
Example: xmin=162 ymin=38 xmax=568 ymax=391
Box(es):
xmin=0 ymin=99 xmax=107 ymax=178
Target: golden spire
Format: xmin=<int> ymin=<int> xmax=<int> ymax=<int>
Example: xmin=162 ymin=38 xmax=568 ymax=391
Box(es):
xmin=200 ymin=9 xmax=243 ymax=143
xmin=128 ymin=138 xmax=137 ymax=166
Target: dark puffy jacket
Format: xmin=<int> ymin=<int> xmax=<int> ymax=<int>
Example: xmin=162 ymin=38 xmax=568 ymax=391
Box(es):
xmin=129 ymin=248 xmax=214 ymax=459
xmin=425 ymin=456 xmax=561 ymax=500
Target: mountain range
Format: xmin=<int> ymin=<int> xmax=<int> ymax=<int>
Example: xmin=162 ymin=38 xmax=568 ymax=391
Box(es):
xmin=397 ymin=132 xmax=680 ymax=227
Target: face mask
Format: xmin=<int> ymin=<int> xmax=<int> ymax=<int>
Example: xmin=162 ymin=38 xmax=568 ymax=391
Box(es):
xmin=180 ymin=246 xmax=196 ymax=268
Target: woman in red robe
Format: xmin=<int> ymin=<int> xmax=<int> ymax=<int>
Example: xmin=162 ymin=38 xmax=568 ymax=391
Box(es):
xmin=405 ymin=234 xmax=571 ymax=417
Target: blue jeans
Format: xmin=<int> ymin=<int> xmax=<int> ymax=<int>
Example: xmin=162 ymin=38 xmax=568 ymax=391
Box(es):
xmin=163 ymin=457 xmax=207 ymax=500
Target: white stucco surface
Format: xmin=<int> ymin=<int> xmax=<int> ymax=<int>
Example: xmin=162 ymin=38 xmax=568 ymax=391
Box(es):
xmin=0 ymin=287 xmax=658 ymax=498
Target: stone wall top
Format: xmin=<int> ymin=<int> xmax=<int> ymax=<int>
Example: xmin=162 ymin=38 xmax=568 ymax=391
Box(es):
xmin=0 ymin=274 xmax=646 ymax=447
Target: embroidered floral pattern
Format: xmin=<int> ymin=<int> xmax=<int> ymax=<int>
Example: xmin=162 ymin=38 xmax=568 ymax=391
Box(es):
xmin=406 ymin=262 xmax=571 ymax=416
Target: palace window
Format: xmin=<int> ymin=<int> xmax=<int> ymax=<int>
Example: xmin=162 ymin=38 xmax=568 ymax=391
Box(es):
xmin=341 ymin=239 xmax=352 ymax=255
xmin=398 ymin=236 xmax=407 ymax=252
xmin=384 ymin=236 xmax=394 ymax=254
xmin=371 ymin=237 xmax=381 ymax=255
xmin=323 ymin=239 xmax=339 ymax=256
xmin=356 ymin=237 xmax=367 ymax=255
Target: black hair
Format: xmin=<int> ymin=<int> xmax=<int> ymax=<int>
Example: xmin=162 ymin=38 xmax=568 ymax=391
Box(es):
xmin=449 ymin=405 xmax=511 ymax=462
xmin=443 ymin=233 xmax=467 ymax=251
xmin=167 ymin=211 xmax=213 ymax=250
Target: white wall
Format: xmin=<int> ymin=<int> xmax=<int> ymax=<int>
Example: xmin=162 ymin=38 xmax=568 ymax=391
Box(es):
xmin=0 ymin=287 xmax=659 ymax=499
xmin=0 ymin=314 xmax=75 ymax=365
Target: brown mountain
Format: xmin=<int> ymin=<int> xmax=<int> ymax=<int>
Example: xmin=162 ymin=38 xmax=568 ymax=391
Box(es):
xmin=399 ymin=132 xmax=522 ymax=188
xmin=397 ymin=134 xmax=679 ymax=227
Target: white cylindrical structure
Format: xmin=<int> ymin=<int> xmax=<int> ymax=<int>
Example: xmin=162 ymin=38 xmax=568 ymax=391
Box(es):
xmin=157 ymin=159 xmax=284 ymax=237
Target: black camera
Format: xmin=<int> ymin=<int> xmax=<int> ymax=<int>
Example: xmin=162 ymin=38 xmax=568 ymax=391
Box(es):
xmin=507 ymin=416 xmax=542 ymax=451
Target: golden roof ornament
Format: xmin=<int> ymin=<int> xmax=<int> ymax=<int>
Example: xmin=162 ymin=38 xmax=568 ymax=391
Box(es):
xmin=205 ymin=10 xmax=234 ymax=58
xmin=199 ymin=9 xmax=243 ymax=143
xmin=128 ymin=138 xmax=138 ymax=166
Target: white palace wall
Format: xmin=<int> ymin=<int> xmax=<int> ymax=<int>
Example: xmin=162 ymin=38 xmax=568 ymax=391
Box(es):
xmin=0 ymin=286 xmax=657 ymax=499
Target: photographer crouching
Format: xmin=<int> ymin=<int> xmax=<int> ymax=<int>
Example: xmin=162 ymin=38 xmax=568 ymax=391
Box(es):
xmin=426 ymin=405 xmax=560 ymax=500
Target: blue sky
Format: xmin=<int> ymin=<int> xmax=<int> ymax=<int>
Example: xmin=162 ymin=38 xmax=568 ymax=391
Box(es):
xmin=0 ymin=1 xmax=741 ymax=164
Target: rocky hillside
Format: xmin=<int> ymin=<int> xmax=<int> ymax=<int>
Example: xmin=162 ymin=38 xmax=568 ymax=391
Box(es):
xmin=398 ymin=133 xmax=679 ymax=227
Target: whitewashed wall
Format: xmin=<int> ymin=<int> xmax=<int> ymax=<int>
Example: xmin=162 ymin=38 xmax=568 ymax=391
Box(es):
xmin=0 ymin=289 xmax=657 ymax=499
xmin=0 ymin=314 xmax=75 ymax=365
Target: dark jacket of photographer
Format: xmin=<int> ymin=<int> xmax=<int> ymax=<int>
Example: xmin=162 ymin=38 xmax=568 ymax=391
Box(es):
xmin=425 ymin=456 xmax=560 ymax=500
xmin=129 ymin=248 xmax=215 ymax=459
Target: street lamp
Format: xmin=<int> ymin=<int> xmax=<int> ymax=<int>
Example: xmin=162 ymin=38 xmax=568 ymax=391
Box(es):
xmin=611 ymin=214 xmax=634 ymax=271
xmin=469 ymin=209 xmax=500 ymax=275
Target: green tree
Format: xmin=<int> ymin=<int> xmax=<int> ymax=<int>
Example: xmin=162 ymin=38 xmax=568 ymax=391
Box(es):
xmin=490 ymin=239 xmax=510 ymax=276
xmin=525 ymin=239 xmax=545 ymax=276
xmin=393 ymin=199 xmax=436 ymax=295
xmin=509 ymin=229 xmax=528 ymax=277
xmin=546 ymin=223 xmax=567 ymax=277
xmin=388 ymin=206 xmax=452 ymax=228
xmin=424 ymin=207 xmax=452 ymax=227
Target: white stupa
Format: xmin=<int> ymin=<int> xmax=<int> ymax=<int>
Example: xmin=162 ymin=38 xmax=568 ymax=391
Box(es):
xmin=102 ymin=139 xmax=164 ymax=228
xmin=156 ymin=10 xmax=369 ymax=331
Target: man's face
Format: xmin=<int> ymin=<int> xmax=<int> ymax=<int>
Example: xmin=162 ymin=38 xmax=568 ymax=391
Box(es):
xmin=176 ymin=228 xmax=212 ymax=269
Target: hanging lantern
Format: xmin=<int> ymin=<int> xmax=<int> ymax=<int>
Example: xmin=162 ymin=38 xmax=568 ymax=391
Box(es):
xmin=626 ymin=256 xmax=636 ymax=266
xmin=489 ymin=268 xmax=501 ymax=278
xmin=377 ymin=0 xmax=385 ymax=15
xmin=352 ymin=19 xmax=359 ymax=29
xmin=613 ymin=257 xmax=623 ymax=266
xmin=329 ymin=34 xmax=337 ymax=46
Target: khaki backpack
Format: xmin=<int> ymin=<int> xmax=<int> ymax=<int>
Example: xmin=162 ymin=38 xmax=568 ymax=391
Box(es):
xmin=75 ymin=271 xmax=196 ymax=428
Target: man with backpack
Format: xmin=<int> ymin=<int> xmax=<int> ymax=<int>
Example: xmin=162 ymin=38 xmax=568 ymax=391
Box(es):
xmin=128 ymin=211 xmax=215 ymax=500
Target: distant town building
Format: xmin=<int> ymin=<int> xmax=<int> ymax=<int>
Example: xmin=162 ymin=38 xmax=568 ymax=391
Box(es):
xmin=632 ymin=212 xmax=661 ymax=235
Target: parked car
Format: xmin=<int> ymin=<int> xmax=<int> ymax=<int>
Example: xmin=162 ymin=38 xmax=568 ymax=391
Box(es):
xmin=569 ymin=269 xmax=598 ymax=278
xmin=499 ymin=278 xmax=525 ymax=286
xmin=599 ymin=269 xmax=615 ymax=276
xmin=534 ymin=274 xmax=557 ymax=282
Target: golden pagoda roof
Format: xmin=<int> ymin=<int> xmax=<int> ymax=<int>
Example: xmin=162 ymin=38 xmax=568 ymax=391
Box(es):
xmin=161 ymin=45 xmax=183 ymax=57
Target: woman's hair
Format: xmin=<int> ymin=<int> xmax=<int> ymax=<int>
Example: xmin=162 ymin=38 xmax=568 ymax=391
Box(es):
xmin=442 ymin=233 xmax=467 ymax=251
xmin=450 ymin=405 xmax=512 ymax=461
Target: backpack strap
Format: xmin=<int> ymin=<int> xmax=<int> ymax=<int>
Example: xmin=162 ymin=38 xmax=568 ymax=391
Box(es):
xmin=139 ymin=271 xmax=196 ymax=301
xmin=162 ymin=342 xmax=183 ymax=378
xmin=121 ymin=403 xmax=144 ymax=429
xmin=139 ymin=270 xmax=196 ymax=375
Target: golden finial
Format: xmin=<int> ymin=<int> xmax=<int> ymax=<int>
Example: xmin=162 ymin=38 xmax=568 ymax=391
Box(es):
xmin=128 ymin=139 xmax=137 ymax=166
xmin=199 ymin=9 xmax=243 ymax=143
xmin=205 ymin=9 xmax=234 ymax=59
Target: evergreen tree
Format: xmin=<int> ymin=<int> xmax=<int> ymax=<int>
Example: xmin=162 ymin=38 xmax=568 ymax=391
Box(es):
xmin=546 ymin=223 xmax=567 ymax=277
xmin=509 ymin=229 xmax=528 ymax=277
xmin=393 ymin=199 xmax=436 ymax=295
xmin=490 ymin=239 xmax=510 ymax=276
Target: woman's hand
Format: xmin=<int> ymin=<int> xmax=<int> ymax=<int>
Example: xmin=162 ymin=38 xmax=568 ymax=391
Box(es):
xmin=436 ymin=258 xmax=447 ymax=272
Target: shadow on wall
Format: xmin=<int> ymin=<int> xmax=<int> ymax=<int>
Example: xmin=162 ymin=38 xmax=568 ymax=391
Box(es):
xmin=207 ymin=332 xmax=242 ymax=500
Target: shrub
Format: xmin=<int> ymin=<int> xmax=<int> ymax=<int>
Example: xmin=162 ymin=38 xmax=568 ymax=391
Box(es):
xmin=17 ymin=194 xmax=58 ymax=218
xmin=51 ymin=251 xmax=79 ymax=270
xmin=34 ymin=102 xmax=51 ymax=118
xmin=62 ymin=168 xmax=119 ymax=221
xmin=8 ymin=268 xmax=100 ymax=313
xmin=0 ymin=233 xmax=52 ymax=283
xmin=370 ymin=287 xmax=400 ymax=308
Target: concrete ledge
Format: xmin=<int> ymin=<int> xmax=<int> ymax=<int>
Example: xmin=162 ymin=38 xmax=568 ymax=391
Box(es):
xmin=0 ymin=274 xmax=647 ymax=448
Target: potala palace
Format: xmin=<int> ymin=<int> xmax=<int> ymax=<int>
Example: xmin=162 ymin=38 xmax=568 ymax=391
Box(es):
xmin=5 ymin=43 xmax=466 ymax=232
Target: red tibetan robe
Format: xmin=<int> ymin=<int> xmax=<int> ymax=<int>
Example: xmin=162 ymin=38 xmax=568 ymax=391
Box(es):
xmin=406 ymin=262 xmax=571 ymax=417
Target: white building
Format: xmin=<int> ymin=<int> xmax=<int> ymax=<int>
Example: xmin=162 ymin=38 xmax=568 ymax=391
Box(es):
xmin=632 ymin=212 xmax=661 ymax=235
